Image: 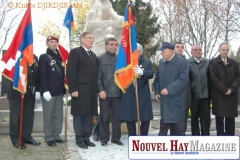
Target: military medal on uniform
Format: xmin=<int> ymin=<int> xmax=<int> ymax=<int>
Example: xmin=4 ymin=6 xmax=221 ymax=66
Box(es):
xmin=49 ymin=60 xmax=56 ymax=71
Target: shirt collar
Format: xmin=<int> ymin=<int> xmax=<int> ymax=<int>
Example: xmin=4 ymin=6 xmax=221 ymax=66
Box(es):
xmin=193 ymin=57 xmax=202 ymax=63
xmin=82 ymin=46 xmax=90 ymax=52
xmin=163 ymin=53 xmax=175 ymax=62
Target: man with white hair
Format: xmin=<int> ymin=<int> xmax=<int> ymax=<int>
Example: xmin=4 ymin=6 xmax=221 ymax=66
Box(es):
xmin=209 ymin=42 xmax=240 ymax=135
xmin=118 ymin=43 xmax=154 ymax=136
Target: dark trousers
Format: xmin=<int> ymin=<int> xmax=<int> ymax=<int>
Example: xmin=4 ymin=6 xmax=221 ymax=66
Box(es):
xmin=191 ymin=98 xmax=210 ymax=135
xmin=9 ymin=99 xmax=35 ymax=144
xmin=126 ymin=120 xmax=150 ymax=136
xmin=159 ymin=119 xmax=185 ymax=135
xmin=170 ymin=108 xmax=188 ymax=135
xmin=215 ymin=116 xmax=235 ymax=136
xmin=99 ymin=97 xmax=121 ymax=143
xmin=73 ymin=115 xmax=93 ymax=143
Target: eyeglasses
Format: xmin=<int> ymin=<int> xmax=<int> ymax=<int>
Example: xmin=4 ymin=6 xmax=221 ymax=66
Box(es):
xmin=85 ymin=36 xmax=94 ymax=40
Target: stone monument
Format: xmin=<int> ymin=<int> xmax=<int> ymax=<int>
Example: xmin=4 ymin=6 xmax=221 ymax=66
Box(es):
xmin=84 ymin=0 xmax=124 ymax=55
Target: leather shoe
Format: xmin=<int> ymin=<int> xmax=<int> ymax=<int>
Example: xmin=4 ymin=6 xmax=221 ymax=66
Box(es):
xmin=112 ymin=140 xmax=124 ymax=146
xmin=85 ymin=140 xmax=95 ymax=147
xmin=55 ymin=139 xmax=65 ymax=143
xmin=93 ymin=134 xmax=99 ymax=141
xmin=77 ymin=141 xmax=88 ymax=149
xmin=24 ymin=139 xmax=41 ymax=146
xmin=46 ymin=140 xmax=56 ymax=147
xmin=101 ymin=142 xmax=107 ymax=146
xmin=13 ymin=142 xmax=26 ymax=149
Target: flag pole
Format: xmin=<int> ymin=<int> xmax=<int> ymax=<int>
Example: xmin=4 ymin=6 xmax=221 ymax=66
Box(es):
xmin=128 ymin=0 xmax=140 ymax=135
xmin=64 ymin=2 xmax=73 ymax=142
xmin=64 ymin=91 xmax=68 ymax=142
xmin=134 ymin=80 xmax=141 ymax=135
xmin=18 ymin=0 xmax=31 ymax=149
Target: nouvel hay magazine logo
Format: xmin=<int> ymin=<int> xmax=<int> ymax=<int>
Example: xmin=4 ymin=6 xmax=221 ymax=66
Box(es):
xmin=128 ymin=136 xmax=239 ymax=159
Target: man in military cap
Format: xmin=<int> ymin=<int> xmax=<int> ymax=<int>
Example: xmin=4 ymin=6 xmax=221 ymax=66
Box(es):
xmin=38 ymin=36 xmax=66 ymax=147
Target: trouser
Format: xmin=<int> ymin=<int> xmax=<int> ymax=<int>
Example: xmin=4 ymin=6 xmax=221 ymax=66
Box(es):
xmin=73 ymin=115 xmax=93 ymax=143
xmin=99 ymin=97 xmax=121 ymax=143
xmin=9 ymin=99 xmax=35 ymax=143
xmin=159 ymin=119 xmax=185 ymax=135
xmin=191 ymin=98 xmax=210 ymax=135
xmin=126 ymin=120 xmax=150 ymax=136
xmin=42 ymin=95 xmax=63 ymax=141
xmin=215 ymin=116 xmax=235 ymax=136
xmin=170 ymin=108 xmax=188 ymax=135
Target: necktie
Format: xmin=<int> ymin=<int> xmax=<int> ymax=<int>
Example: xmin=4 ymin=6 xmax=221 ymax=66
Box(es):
xmin=224 ymin=59 xmax=227 ymax=65
xmin=87 ymin=51 xmax=92 ymax=61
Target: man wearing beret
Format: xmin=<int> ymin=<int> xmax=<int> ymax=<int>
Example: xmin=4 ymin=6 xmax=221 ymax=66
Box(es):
xmin=38 ymin=36 xmax=66 ymax=147
xmin=154 ymin=42 xmax=189 ymax=135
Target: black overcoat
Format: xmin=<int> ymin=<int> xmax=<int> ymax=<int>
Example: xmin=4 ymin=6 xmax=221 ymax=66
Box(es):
xmin=209 ymin=55 xmax=240 ymax=118
xmin=66 ymin=46 xmax=98 ymax=116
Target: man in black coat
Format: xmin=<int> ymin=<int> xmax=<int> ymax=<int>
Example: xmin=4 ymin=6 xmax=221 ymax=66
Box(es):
xmin=209 ymin=42 xmax=240 ymax=135
xmin=66 ymin=32 xmax=98 ymax=149
xmin=118 ymin=43 xmax=154 ymax=136
xmin=98 ymin=37 xmax=123 ymax=146
xmin=38 ymin=36 xmax=66 ymax=147
xmin=8 ymin=55 xmax=41 ymax=149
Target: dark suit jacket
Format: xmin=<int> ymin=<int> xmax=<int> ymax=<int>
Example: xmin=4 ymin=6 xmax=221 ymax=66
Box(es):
xmin=66 ymin=46 xmax=98 ymax=116
xmin=8 ymin=55 xmax=39 ymax=101
xmin=38 ymin=48 xmax=65 ymax=96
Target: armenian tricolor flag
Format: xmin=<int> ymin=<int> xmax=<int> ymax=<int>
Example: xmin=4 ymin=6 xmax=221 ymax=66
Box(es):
xmin=0 ymin=6 xmax=34 ymax=94
xmin=114 ymin=4 xmax=139 ymax=92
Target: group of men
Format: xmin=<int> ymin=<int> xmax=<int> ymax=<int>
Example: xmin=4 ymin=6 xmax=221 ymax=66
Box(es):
xmin=154 ymin=42 xmax=240 ymax=136
xmin=8 ymin=31 xmax=240 ymax=151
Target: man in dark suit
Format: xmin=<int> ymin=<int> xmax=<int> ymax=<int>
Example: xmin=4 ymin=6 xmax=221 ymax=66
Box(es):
xmin=38 ymin=36 xmax=66 ymax=147
xmin=8 ymin=55 xmax=41 ymax=149
xmin=118 ymin=43 xmax=154 ymax=136
xmin=66 ymin=32 xmax=98 ymax=149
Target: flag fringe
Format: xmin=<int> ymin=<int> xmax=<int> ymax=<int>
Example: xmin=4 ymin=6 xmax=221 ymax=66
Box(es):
xmin=114 ymin=64 xmax=138 ymax=93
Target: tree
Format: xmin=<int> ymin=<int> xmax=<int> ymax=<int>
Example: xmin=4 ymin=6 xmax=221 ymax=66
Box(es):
xmin=38 ymin=0 xmax=90 ymax=48
xmin=0 ymin=0 xmax=21 ymax=53
xmin=110 ymin=0 xmax=160 ymax=59
xmin=154 ymin=0 xmax=240 ymax=59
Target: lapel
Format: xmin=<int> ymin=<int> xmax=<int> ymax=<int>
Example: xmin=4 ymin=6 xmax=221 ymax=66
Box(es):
xmin=79 ymin=46 xmax=95 ymax=65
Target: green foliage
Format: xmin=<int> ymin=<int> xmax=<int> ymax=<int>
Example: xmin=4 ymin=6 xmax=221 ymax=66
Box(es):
xmin=110 ymin=0 xmax=160 ymax=59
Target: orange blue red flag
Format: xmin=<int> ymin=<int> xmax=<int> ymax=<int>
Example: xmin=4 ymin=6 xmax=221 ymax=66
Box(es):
xmin=114 ymin=4 xmax=139 ymax=92
xmin=0 ymin=6 xmax=34 ymax=94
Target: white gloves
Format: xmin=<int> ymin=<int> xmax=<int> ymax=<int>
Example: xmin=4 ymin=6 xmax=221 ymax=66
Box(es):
xmin=43 ymin=91 xmax=52 ymax=101
xmin=35 ymin=92 xmax=41 ymax=100
xmin=134 ymin=65 xmax=143 ymax=76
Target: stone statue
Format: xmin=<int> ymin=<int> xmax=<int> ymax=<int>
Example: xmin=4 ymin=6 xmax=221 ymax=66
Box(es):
xmin=84 ymin=0 xmax=124 ymax=55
